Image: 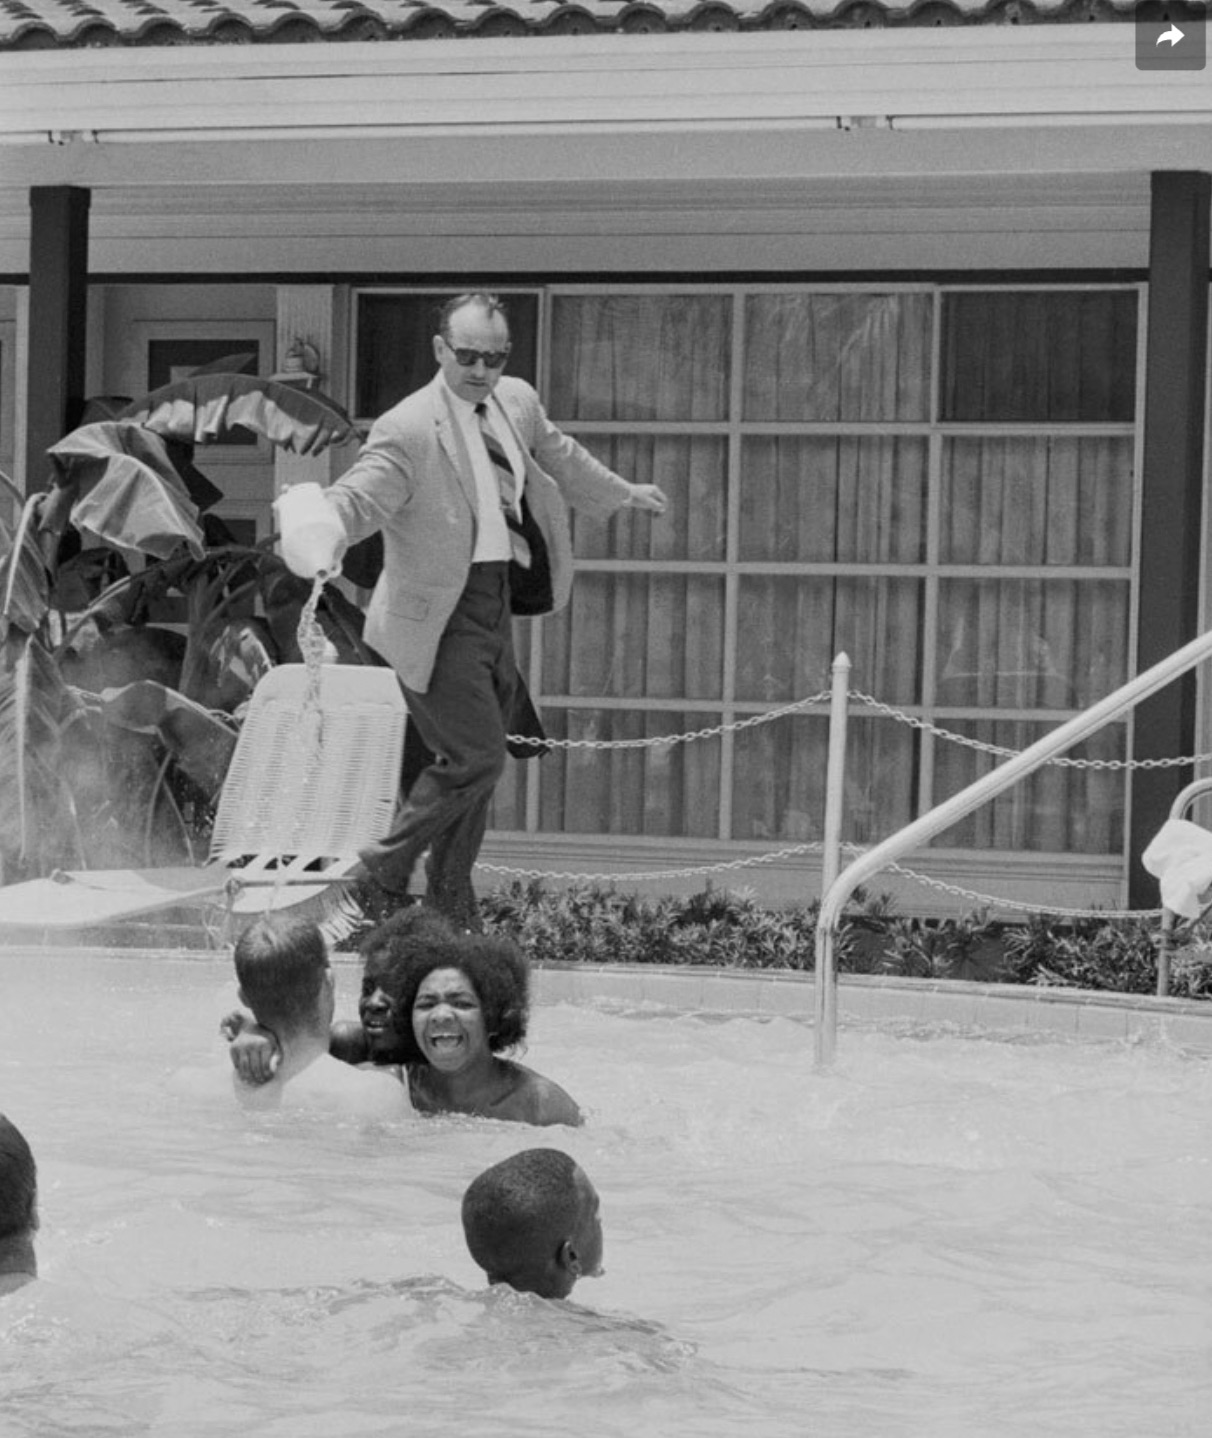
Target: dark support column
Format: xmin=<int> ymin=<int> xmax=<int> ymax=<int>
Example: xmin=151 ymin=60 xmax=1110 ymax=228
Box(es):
xmin=1129 ymin=171 xmax=1211 ymax=909
xmin=24 ymin=185 xmax=91 ymax=491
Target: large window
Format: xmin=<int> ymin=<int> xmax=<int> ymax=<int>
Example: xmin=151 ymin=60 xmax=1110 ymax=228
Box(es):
xmin=354 ymin=291 xmax=540 ymax=418
xmin=355 ymin=284 xmax=1139 ymax=856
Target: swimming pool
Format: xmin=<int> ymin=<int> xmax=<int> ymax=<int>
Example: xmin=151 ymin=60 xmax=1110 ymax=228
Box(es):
xmin=2 ymin=947 xmax=1210 ymax=1437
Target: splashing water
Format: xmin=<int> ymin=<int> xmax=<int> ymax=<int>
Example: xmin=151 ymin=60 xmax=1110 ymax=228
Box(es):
xmin=262 ymin=571 xmax=332 ymax=911
xmin=295 ymin=571 xmax=332 ymax=761
xmin=4 ymin=952 xmax=1212 ymax=1438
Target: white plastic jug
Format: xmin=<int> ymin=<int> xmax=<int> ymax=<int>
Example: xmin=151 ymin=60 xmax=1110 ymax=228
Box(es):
xmin=274 ymin=482 xmax=346 ymax=579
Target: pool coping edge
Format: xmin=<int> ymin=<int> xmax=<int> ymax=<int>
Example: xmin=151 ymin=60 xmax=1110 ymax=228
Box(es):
xmin=5 ymin=947 xmax=1209 ymax=1055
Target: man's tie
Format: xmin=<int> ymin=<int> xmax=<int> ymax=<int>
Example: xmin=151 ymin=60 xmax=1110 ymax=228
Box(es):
xmin=475 ymin=402 xmax=531 ymax=569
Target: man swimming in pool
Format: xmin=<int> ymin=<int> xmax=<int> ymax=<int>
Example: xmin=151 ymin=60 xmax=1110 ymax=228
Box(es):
xmin=461 ymin=1149 xmax=604 ymax=1299
xmin=231 ymin=914 xmax=410 ymax=1118
xmin=0 ymin=1114 xmax=38 ymax=1295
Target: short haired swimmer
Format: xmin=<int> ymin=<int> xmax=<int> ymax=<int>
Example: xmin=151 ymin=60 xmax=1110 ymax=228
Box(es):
xmin=233 ymin=912 xmax=331 ymax=1042
xmin=231 ymin=914 xmax=407 ymax=1117
xmin=0 ymin=1114 xmax=38 ymax=1294
xmin=461 ymin=1148 xmax=603 ymax=1300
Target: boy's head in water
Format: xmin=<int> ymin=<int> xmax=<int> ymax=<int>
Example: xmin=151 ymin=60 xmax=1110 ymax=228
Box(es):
xmin=0 ymin=1114 xmax=38 ymax=1293
xmin=461 ymin=1148 xmax=603 ymax=1300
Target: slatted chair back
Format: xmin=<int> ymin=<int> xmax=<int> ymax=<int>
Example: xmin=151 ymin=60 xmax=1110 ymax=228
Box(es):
xmin=209 ymin=663 xmax=405 ymax=892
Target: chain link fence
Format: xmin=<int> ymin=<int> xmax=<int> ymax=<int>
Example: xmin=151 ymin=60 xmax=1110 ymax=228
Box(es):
xmin=492 ymin=684 xmax=1192 ymax=921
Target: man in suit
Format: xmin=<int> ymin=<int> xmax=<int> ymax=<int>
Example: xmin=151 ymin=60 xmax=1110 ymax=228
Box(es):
xmin=280 ymin=292 xmax=667 ymax=930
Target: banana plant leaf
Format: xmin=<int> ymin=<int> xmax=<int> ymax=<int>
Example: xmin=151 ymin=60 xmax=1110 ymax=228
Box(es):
xmin=0 ymin=633 xmax=84 ymax=862
xmin=0 ymin=488 xmax=51 ymax=637
xmin=195 ymin=619 xmax=275 ymax=714
xmin=86 ymin=679 xmax=238 ymax=798
xmin=45 ymin=422 xmax=205 ymax=561
xmin=188 ymin=352 xmax=256 ymax=377
xmin=2 ymin=633 xmax=33 ymax=858
xmin=120 ymin=373 xmax=356 ymax=456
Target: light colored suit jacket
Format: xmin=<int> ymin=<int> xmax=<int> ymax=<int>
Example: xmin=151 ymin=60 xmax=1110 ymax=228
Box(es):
xmin=324 ymin=374 xmax=632 ymax=692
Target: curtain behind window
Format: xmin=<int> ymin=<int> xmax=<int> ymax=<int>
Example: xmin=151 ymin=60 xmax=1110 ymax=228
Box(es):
xmin=542 ymin=296 xmax=730 ymax=837
xmin=931 ymin=296 xmax=1135 ymax=854
xmin=490 ymin=286 xmax=1135 ymax=856
xmin=734 ymin=294 xmax=931 ymax=844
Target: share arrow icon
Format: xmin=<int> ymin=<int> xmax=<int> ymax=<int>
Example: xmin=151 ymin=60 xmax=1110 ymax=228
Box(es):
xmin=1136 ymin=2 xmax=1205 ymax=69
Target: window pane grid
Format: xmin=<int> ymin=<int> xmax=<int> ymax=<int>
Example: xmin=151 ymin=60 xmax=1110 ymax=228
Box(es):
xmin=568 ymin=434 xmax=727 ymax=564
xmin=732 ymin=715 xmax=919 ymax=847
xmin=939 ymin=435 xmax=1133 ymax=569
xmin=520 ymin=285 xmax=1137 ymax=856
xmin=744 ymin=293 xmax=933 ymax=422
xmin=538 ymin=708 xmax=722 ymax=838
xmin=940 ymin=291 xmax=1138 ymax=423
xmin=931 ymin=722 xmax=1127 ymax=855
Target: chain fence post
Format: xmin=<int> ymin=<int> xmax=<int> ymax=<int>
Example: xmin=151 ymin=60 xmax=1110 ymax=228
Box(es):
xmin=814 ymin=652 xmax=851 ymax=1069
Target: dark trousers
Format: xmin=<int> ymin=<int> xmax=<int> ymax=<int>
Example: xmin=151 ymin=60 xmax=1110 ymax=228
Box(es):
xmin=359 ymin=562 xmax=517 ymax=928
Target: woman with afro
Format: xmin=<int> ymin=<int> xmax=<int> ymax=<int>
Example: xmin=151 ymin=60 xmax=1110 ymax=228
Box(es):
xmin=225 ymin=907 xmax=581 ymax=1127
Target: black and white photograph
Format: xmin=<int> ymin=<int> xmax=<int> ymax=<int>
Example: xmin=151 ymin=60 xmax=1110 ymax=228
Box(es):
xmin=1 ymin=6 xmax=1210 ymax=1436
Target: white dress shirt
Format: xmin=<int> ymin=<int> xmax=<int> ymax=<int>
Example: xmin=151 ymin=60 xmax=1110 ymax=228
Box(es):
xmin=441 ymin=378 xmax=527 ymax=564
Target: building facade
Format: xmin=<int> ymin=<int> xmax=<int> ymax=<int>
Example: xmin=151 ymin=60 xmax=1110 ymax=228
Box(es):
xmin=1 ymin=11 xmax=1209 ymax=912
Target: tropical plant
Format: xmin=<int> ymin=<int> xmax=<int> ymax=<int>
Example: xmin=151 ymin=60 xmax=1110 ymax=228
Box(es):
xmin=477 ymin=879 xmax=892 ymax=971
xmin=875 ymin=909 xmax=1014 ymax=983
xmin=476 ymin=882 xmax=1212 ymax=1000
xmin=0 ymin=370 xmax=363 ymax=883
xmin=1002 ymin=913 xmax=1161 ymax=994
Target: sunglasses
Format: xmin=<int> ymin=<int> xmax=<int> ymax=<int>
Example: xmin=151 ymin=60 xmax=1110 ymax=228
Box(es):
xmin=448 ymin=345 xmax=511 ymax=369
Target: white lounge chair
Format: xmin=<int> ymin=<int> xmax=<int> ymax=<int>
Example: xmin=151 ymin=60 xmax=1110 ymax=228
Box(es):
xmin=0 ymin=663 xmax=405 ymax=940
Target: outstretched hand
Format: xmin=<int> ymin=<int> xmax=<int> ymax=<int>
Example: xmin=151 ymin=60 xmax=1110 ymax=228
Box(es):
xmin=627 ymin=484 xmax=669 ymax=517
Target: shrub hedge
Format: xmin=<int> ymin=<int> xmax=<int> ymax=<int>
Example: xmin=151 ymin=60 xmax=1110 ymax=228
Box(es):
xmin=478 ymin=879 xmax=1212 ymax=1001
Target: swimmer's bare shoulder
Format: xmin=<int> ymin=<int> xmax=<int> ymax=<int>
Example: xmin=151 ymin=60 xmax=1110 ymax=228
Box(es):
xmin=496 ymin=1061 xmax=583 ymax=1127
xmin=405 ymin=1061 xmax=582 ymax=1125
xmin=289 ymin=1057 xmax=411 ymax=1119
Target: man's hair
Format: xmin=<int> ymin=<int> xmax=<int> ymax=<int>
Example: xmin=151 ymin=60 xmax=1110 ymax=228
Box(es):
xmin=0 ymin=1114 xmax=37 ymax=1242
xmin=461 ymin=1148 xmax=581 ymax=1285
xmin=437 ymin=292 xmax=509 ymax=342
xmin=233 ymin=914 xmax=329 ymax=1033
xmin=361 ymin=916 xmax=530 ymax=1065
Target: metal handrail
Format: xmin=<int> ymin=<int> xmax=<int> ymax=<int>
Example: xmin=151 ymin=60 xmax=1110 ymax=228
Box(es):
xmin=812 ymin=626 xmax=1212 ymax=1067
xmin=1167 ymin=775 xmax=1212 ymax=822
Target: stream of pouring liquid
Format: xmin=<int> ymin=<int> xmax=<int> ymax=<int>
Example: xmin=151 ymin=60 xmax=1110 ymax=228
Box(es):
xmin=265 ymin=571 xmax=331 ymax=909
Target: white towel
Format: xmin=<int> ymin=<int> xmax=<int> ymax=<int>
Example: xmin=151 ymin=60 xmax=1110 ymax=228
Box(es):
xmin=1141 ymin=818 xmax=1212 ymax=920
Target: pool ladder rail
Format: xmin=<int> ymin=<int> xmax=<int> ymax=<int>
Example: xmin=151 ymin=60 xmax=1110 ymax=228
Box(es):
xmin=814 ymin=628 xmax=1212 ymax=1067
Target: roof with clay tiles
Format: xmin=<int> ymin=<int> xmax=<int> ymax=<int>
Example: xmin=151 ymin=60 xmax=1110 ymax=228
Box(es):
xmin=0 ymin=0 xmax=1139 ymax=50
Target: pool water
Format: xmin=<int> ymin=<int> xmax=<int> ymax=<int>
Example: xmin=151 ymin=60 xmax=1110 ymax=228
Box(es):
xmin=1 ymin=949 xmax=1210 ymax=1437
